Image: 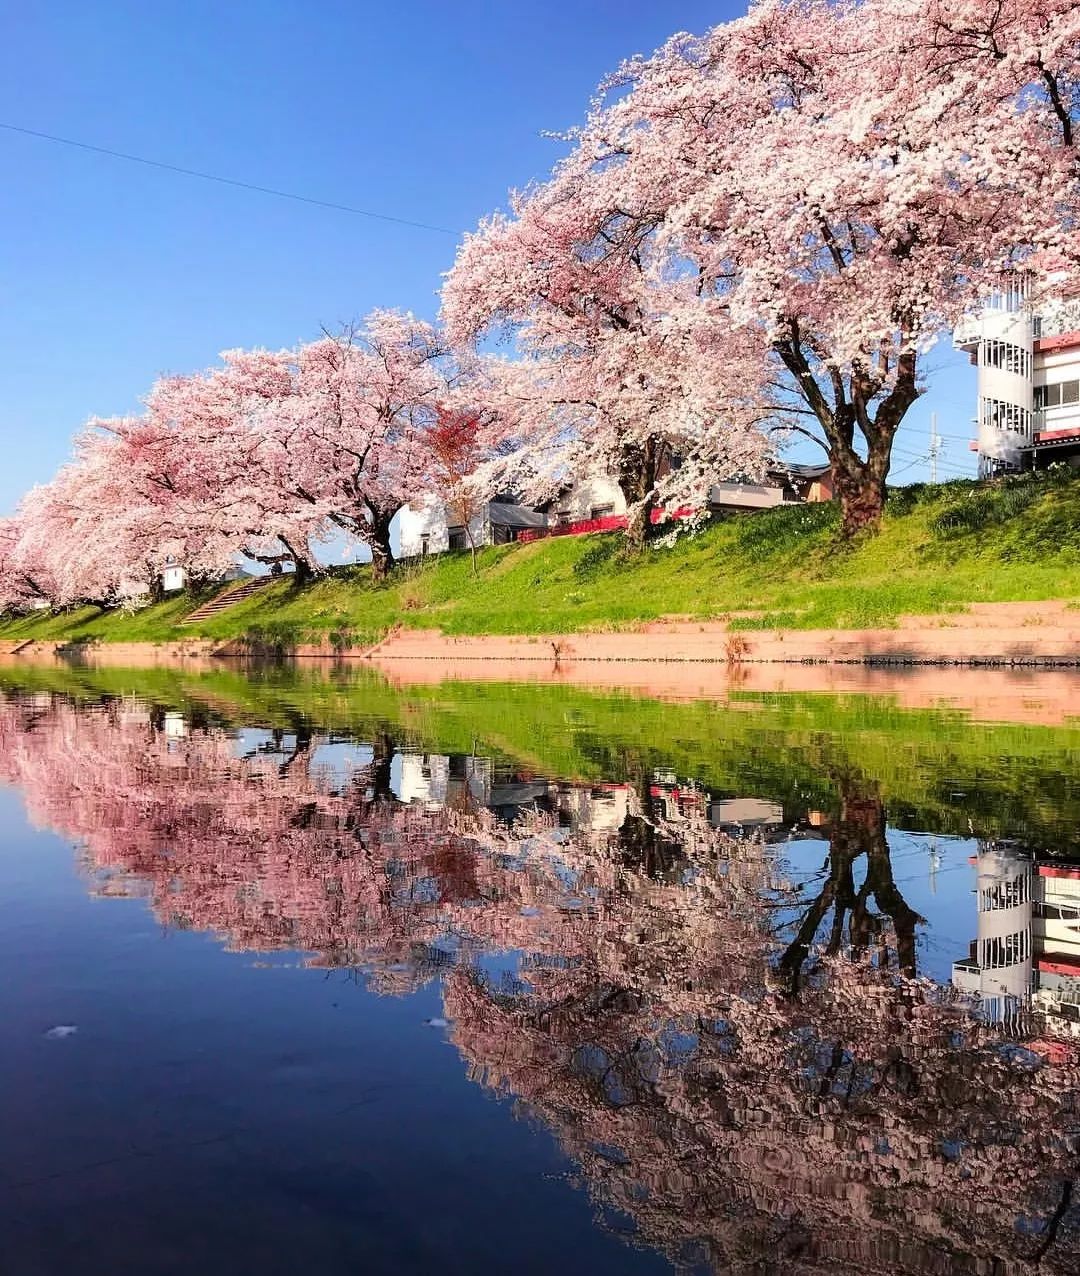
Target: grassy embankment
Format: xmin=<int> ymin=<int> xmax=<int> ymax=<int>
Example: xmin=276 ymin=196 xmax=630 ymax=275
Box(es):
xmin=1 ymin=659 xmax=1077 ymax=849
xmin=3 ymin=473 xmax=1080 ymax=646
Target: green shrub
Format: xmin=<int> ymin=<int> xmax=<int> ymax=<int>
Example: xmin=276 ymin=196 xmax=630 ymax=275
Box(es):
xmin=729 ymin=501 xmax=838 ymax=559
xmin=932 ymin=475 xmax=1043 ymax=536
xmin=572 ymin=535 xmax=623 ymax=580
xmin=328 ymin=628 xmax=356 ymax=653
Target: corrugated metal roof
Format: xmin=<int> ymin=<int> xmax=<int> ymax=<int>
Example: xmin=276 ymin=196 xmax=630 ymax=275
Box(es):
xmin=486 ymin=501 xmax=549 ymax=529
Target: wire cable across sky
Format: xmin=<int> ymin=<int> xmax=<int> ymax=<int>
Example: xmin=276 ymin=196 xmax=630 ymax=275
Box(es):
xmin=0 ymin=121 xmax=458 ymax=236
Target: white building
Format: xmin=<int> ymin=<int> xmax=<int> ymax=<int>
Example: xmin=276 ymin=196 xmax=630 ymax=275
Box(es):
xmin=162 ymin=562 xmax=186 ymax=593
xmin=952 ymin=845 xmax=1080 ymax=1037
xmin=397 ymin=496 xmax=548 ymax=558
xmin=397 ymin=462 xmax=836 ymax=559
xmin=956 ymin=278 xmax=1080 ymax=475
xmin=541 ymin=474 xmax=627 ymax=527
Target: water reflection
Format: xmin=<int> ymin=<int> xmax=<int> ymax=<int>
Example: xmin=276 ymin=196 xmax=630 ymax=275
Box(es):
xmin=2 ymin=685 xmax=1079 ymax=1273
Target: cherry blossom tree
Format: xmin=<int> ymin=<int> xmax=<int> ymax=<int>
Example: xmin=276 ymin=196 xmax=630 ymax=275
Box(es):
xmin=10 ymin=453 xmax=165 ymax=608
xmin=443 ymin=184 xmax=774 ymax=545
xmin=420 ymin=404 xmax=487 ymax=571
xmin=448 ymin=0 xmax=1079 ymax=536
xmin=253 ymin=313 xmax=450 ymax=582
xmin=90 ymin=317 xmax=463 ymax=589
xmin=106 ymin=349 xmax=328 ymax=585
xmin=0 ymin=312 xmax=520 ymax=606
xmin=0 ymin=514 xmax=56 ymax=610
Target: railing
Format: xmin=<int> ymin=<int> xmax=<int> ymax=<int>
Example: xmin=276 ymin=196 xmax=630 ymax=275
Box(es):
xmin=517 ymin=507 xmax=697 ymax=544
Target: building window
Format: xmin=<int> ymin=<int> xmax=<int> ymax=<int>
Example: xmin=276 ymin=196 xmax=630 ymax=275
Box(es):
xmin=981 ymin=929 xmax=1030 ymax=969
xmin=590 ymin=504 xmax=615 ymax=519
xmin=1035 ymin=381 xmax=1080 ymax=409
xmin=556 ymin=510 xmax=572 ymax=526
xmin=447 ymin=527 xmax=467 ymax=551
xmin=981 ymin=874 xmax=1029 ymax=911
xmin=419 ymin=534 xmax=430 ymax=556
xmin=981 ymin=397 xmax=1032 ymax=437
xmin=980 ymin=340 xmax=1031 ymax=378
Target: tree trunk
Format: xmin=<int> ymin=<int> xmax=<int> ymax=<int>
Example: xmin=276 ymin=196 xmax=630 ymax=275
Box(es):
xmin=279 ymin=538 xmax=313 ymax=587
xmin=368 ymin=511 xmax=395 ymax=583
xmin=833 ymin=456 xmax=888 ymax=538
xmin=617 ymin=436 xmax=663 ymax=550
xmin=466 ymin=522 xmax=480 ymax=578
xmin=771 ymin=334 xmax=920 ymax=539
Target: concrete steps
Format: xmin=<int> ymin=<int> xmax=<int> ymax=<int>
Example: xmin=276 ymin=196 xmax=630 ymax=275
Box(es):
xmin=180 ymin=576 xmax=277 ymax=626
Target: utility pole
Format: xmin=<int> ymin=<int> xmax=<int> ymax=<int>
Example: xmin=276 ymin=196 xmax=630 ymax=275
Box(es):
xmin=929 ymin=412 xmax=941 ymax=484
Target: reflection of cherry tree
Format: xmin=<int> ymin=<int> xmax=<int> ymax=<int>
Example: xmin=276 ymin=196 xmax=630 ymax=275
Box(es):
xmin=0 ymin=695 xmax=633 ymax=992
xmin=445 ymin=816 xmax=1080 ymax=1274
xmin=778 ymin=775 xmax=923 ymax=993
xmin=0 ymin=697 xmax=463 ymax=990
xmin=2 ymin=690 xmax=1079 ymax=1272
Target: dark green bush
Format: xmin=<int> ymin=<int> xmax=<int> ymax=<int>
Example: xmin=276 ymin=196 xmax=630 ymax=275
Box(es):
xmin=241 ymin=622 xmax=306 ymax=655
xmin=728 ymin=501 xmax=839 ymax=559
xmin=932 ymin=476 xmax=1043 ymax=536
xmin=572 ymin=535 xmax=624 ymax=580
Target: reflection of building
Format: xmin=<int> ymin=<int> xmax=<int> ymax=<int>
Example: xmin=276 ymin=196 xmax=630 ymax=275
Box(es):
xmin=708 ymin=797 xmax=786 ymax=837
xmin=393 ymin=753 xmax=491 ymax=809
xmin=163 ymin=711 xmax=187 ymax=739
xmin=552 ymin=784 xmax=633 ymax=834
xmin=952 ymin=846 xmax=1033 ymax=1031
xmin=1032 ymin=862 xmax=1080 ymax=1033
xmin=952 ymin=845 xmax=1080 ymax=1035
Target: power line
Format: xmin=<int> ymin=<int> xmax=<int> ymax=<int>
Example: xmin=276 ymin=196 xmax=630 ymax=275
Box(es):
xmin=0 ymin=121 xmax=458 ymax=236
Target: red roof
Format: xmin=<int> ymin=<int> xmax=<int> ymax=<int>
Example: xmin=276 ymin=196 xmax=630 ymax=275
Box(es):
xmin=1034 ymin=329 xmax=1080 ymax=354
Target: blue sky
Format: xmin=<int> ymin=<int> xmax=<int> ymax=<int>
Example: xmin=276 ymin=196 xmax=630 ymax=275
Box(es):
xmin=0 ymin=0 xmax=976 ymax=515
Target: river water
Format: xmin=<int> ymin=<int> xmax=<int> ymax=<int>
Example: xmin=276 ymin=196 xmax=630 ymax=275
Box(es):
xmin=1 ymin=660 xmax=1079 ymax=1274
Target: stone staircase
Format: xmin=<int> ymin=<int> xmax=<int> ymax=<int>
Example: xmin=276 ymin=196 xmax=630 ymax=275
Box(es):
xmin=180 ymin=575 xmax=278 ymax=626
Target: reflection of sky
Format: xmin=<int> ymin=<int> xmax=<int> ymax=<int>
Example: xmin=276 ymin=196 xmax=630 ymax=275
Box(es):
xmin=779 ymin=831 xmax=979 ymax=985
xmin=0 ymin=786 xmax=667 ymax=1276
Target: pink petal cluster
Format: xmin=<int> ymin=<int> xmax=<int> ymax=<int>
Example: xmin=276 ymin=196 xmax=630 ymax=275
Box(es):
xmin=443 ymin=0 xmax=1079 ymax=534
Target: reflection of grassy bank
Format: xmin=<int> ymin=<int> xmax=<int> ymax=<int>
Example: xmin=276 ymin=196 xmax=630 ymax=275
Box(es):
xmin=2 ymin=476 xmax=1080 ymax=643
xmin=1 ymin=659 xmax=1077 ymax=852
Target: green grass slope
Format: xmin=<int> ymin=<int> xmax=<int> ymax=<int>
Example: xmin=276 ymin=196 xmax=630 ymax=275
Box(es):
xmin=4 ymin=473 xmax=1080 ymax=645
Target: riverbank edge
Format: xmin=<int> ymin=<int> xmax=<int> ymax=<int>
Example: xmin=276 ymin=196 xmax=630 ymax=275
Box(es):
xmin=3 ymin=600 xmax=1078 ymax=667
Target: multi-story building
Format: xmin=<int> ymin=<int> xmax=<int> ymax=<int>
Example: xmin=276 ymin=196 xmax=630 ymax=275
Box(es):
xmin=952 ymin=843 xmax=1080 ymax=1038
xmin=956 ymin=278 xmax=1080 ymax=475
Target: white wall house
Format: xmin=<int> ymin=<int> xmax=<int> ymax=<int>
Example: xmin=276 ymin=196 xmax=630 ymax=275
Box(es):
xmin=544 ymin=474 xmax=626 ymax=525
xmin=397 ymin=496 xmax=548 ymax=558
xmin=956 ymin=277 xmax=1080 ymax=475
xmin=162 ymin=563 xmax=187 ymax=593
xmin=397 ymin=461 xmax=837 ymax=560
